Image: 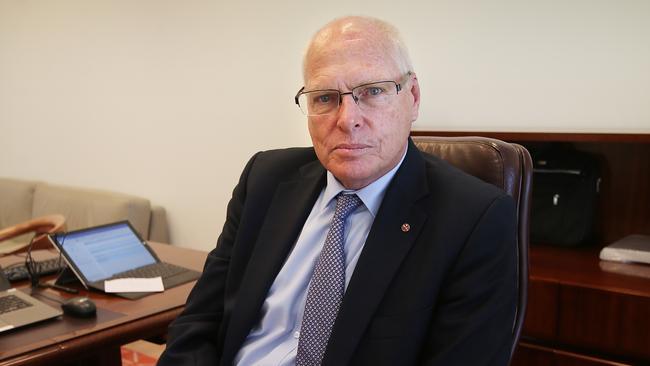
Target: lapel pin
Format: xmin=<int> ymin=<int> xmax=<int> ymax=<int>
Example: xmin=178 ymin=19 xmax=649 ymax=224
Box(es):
xmin=401 ymin=223 xmax=411 ymax=232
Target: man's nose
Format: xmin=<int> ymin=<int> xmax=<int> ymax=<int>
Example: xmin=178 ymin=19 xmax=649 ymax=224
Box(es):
xmin=336 ymin=93 xmax=362 ymax=130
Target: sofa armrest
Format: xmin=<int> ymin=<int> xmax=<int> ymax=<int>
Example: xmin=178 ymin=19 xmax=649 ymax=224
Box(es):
xmin=149 ymin=205 xmax=170 ymax=244
xmin=0 ymin=177 xmax=39 ymax=230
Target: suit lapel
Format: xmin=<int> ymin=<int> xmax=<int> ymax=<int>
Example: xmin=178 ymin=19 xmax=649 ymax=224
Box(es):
xmin=324 ymin=140 xmax=431 ymax=365
xmin=221 ymin=160 xmax=326 ymax=364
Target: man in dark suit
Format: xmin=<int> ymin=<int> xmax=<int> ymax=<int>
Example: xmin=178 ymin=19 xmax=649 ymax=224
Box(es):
xmin=159 ymin=16 xmax=516 ymax=366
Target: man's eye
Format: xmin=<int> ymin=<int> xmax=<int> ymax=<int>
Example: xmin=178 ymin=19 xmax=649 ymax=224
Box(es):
xmin=368 ymin=87 xmax=384 ymax=96
xmin=359 ymin=86 xmax=385 ymax=97
xmin=313 ymin=93 xmax=334 ymax=104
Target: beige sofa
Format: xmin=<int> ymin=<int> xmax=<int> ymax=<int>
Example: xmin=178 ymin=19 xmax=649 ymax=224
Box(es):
xmin=0 ymin=177 xmax=169 ymax=253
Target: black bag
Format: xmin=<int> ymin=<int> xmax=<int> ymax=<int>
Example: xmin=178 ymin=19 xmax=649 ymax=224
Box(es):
xmin=530 ymin=147 xmax=602 ymax=246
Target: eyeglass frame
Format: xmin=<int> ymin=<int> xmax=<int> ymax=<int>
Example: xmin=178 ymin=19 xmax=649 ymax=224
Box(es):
xmin=294 ymin=71 xmax=413 ymax=116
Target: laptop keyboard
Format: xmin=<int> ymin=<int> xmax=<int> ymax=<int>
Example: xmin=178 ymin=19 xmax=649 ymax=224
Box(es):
xmin=2 ymin=258 xmax=67 ymax=282
xmin=112 ymin=262 xmax=187 ymax=280
xmin=0 ymin=295 xmax=33 ymax=314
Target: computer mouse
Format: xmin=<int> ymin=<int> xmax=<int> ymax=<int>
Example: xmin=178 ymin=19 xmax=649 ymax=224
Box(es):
xmin=61 ymin=296 xmax=97 ymax=318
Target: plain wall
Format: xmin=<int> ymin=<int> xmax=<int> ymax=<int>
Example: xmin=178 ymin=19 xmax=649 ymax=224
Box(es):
xmin=2 ymin=0 xmax=649 ymax=250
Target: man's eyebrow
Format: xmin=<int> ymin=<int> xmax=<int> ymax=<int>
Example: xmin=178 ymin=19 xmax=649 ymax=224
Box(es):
xmin=305 ymin=85 xmax=337 ymax=91
xmin=307 ymin=78 xmax=388 ymax=91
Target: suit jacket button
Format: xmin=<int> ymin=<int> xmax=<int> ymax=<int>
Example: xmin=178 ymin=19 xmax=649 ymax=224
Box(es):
xmin=401 ymin=223 xmax=410 ymax=232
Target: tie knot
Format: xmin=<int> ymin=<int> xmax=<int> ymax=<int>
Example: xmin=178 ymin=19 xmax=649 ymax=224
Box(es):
xmin=334 ymin=193 xmax=362 ymax=221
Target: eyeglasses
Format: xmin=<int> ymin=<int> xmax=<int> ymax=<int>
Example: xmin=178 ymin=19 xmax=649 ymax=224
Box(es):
xmin=294 ymin=72 xmax=412 ymax=116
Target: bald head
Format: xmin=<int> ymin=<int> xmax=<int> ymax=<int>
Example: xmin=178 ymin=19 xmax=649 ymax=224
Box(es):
xmin=302 ymin=16 xmax=413 ymax=83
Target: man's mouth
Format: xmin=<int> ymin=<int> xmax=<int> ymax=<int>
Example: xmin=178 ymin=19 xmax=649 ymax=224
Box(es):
xmin=332 ymin=143 xmax=370 ymax=157
xmin=334 ymin=143 xmax=369 ymax=150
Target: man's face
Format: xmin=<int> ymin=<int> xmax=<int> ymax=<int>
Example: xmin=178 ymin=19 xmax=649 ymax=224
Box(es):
xmin=304 ymin=38 xmax=420 ymax=190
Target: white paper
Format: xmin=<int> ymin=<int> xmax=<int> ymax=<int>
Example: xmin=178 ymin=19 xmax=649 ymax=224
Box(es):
xmin=104 ymin=277 xmax=164 ymax=293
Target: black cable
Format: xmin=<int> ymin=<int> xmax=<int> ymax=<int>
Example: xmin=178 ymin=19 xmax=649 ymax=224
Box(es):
xmin=24 ymin=232 xmax=78 ymax=294
xmin=25 ymin=233 xmax=41 ymax=288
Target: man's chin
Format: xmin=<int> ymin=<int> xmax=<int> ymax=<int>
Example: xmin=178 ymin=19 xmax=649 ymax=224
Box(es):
xmin=328 ymin=166 xmax=374 ymax=190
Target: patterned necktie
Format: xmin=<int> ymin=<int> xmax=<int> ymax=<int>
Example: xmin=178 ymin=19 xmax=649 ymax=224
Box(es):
xmin=296 ymin=193 xmax=363 ymax=366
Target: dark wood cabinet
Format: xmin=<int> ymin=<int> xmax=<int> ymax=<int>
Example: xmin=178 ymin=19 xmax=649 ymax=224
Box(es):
xmin=513 ymin=342 xmax=632 ymax=366
xmin=518 ymin=245 xmax=650 ymax=365
xmin=412 ymin=131 xmax=650 ymax=365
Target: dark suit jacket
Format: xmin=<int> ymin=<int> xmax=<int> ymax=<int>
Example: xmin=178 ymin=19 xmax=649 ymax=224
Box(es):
xmin=159 ymin=139 xmax=517 ymax=366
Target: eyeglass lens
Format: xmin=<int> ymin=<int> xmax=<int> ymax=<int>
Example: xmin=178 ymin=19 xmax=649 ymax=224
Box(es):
xmin=298 ymin=81 xmax=399 ymax=116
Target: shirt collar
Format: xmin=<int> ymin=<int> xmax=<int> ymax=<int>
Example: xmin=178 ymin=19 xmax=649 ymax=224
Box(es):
xmin=322 ymin=146 xmax=408 ymax=217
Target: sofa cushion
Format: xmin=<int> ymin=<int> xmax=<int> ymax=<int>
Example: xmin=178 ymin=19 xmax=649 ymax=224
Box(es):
xmin=32 ymin=183 xmax=152 ymax=239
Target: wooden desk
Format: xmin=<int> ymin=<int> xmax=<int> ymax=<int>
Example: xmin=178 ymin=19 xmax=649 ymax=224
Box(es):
xmin=0 ymin=242 xmax=207 ymax=366
xmin=512 ymin=245 xmax=650 ymax=365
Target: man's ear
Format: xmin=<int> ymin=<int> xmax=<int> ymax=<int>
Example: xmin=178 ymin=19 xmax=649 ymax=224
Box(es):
xmin=408 ymin=73 xmax=421 ymax=123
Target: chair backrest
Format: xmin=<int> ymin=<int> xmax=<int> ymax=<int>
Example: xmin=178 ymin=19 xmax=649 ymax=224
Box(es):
xmin=412 ymin=135 xmax=532 ymax=361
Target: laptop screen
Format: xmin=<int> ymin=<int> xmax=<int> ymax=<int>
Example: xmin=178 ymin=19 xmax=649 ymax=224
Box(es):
xmin=54 ymin=222 xmax=156 ymax=282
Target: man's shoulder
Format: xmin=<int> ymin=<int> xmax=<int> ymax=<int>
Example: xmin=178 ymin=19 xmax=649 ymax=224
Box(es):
xmin=250 ymin=147 xmax=318 ymax=171
xmin=244 ymin=146 xmax=321 ymax=182
xmin=254 ymin=146 xmax=317 ymax=164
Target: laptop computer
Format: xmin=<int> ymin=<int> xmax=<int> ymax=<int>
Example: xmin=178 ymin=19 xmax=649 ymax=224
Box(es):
xmin=48 ymin=221 xmax=201 ymax=300
xmin=0 ymin=267 xmax=62 ymax=333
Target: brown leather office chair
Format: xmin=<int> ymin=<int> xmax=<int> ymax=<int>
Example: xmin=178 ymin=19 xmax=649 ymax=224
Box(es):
xmin=412 ymin=135 xmax=532 ymax=362
xmin=0 ymin=214 xmax=66 ymax=254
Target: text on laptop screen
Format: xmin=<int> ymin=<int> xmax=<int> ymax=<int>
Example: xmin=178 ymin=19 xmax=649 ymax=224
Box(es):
xmin=57 ymin=223 xmax=156 ymax=282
